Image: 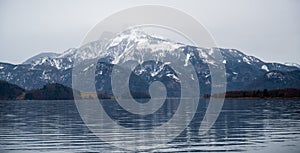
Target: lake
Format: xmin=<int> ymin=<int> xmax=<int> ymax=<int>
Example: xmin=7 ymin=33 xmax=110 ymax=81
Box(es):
xmin=0 ymin=99 xmax=300 ymax=153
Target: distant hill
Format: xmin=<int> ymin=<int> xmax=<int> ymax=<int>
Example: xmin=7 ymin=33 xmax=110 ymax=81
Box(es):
xmin=205 ymin=88 xmax=300 ymax=99
xmin=0 ymin=80 xmax=25 ymax=100
xmin=24 ymin=83 xmax=79 ymax=100
xmin=1 ymin=80 xmax=300 ymax=100
xmin=0 ymin=80 xmax=79 ymax=100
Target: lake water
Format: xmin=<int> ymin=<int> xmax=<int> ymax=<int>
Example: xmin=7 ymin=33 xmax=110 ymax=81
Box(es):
xmin=0 ymin=99 xmax=300 ymax=153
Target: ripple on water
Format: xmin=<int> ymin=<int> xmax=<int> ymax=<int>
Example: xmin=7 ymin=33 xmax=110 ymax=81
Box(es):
xmin=0 ymin=99 xmax=300 ymax=152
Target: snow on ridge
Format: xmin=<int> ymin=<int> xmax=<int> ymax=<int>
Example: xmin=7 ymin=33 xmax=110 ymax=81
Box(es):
xmin=284 ymin=62 xmax=300 ymax=68
xmin=107 ymin=29 xmax=148 ymax=49
xmin=57 ymin=48 xmax=77 ymax=58
xmin=248 ymin=56 xmax=261 ymax=63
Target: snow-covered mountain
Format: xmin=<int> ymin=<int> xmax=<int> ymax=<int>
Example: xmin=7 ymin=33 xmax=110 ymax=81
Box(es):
xmin=0 ymin=29 xmax=299 ymax=92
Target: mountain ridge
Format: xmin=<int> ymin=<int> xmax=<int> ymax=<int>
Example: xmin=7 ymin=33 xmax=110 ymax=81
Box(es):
xmin=0 ymin=30 xmax=299 ymax=93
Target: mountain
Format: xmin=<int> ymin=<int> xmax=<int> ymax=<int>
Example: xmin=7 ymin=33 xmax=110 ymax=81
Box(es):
xmin=0 ymin=62 xmax=72 ymax=90
xmin=0 ymin=29 xmax=299 ymax=94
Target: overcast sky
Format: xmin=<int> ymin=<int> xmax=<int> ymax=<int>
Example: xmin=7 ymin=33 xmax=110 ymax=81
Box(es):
xmin=0 ymin=0 xmax=299 ymax=64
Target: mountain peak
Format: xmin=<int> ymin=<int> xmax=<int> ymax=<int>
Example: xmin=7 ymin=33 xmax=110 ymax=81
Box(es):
xmin=103 ymin=29 xmax=184 ymax=64
xmin=106 ymin=28 xmax=159 ymax=49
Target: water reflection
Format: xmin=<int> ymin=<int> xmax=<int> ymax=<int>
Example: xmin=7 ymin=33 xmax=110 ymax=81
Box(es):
xmin=0 ymin=99 xmax=300 ymax=152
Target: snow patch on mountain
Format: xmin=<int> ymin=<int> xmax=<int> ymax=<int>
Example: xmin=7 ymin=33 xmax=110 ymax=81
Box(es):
xmin=266 ymin=71 xmax=285 ymax=80
xmin=243 ymin=57 xmax=251 ymax=64
xmin=136 ymin=41 xmax=182 ymax=53
xmin=83 ymin=64 xmax=95 ymax=72
xmin=166 ymin=74 xmax=180 ymax=82
xmin=261 ymin=65 xmax=269 ymax=71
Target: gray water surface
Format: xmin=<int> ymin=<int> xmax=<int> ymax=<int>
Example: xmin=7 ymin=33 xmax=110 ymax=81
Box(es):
xmin=0 ymin=99 xmax=300 ymax=153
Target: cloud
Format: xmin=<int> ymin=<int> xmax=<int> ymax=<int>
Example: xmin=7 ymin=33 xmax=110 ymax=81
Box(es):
xmin=0 ymin=0 xmax=299 ymax=64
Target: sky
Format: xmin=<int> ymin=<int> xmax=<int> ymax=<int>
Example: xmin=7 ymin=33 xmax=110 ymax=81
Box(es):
xmin=0 ymin=0 xmax=299 ymax=64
